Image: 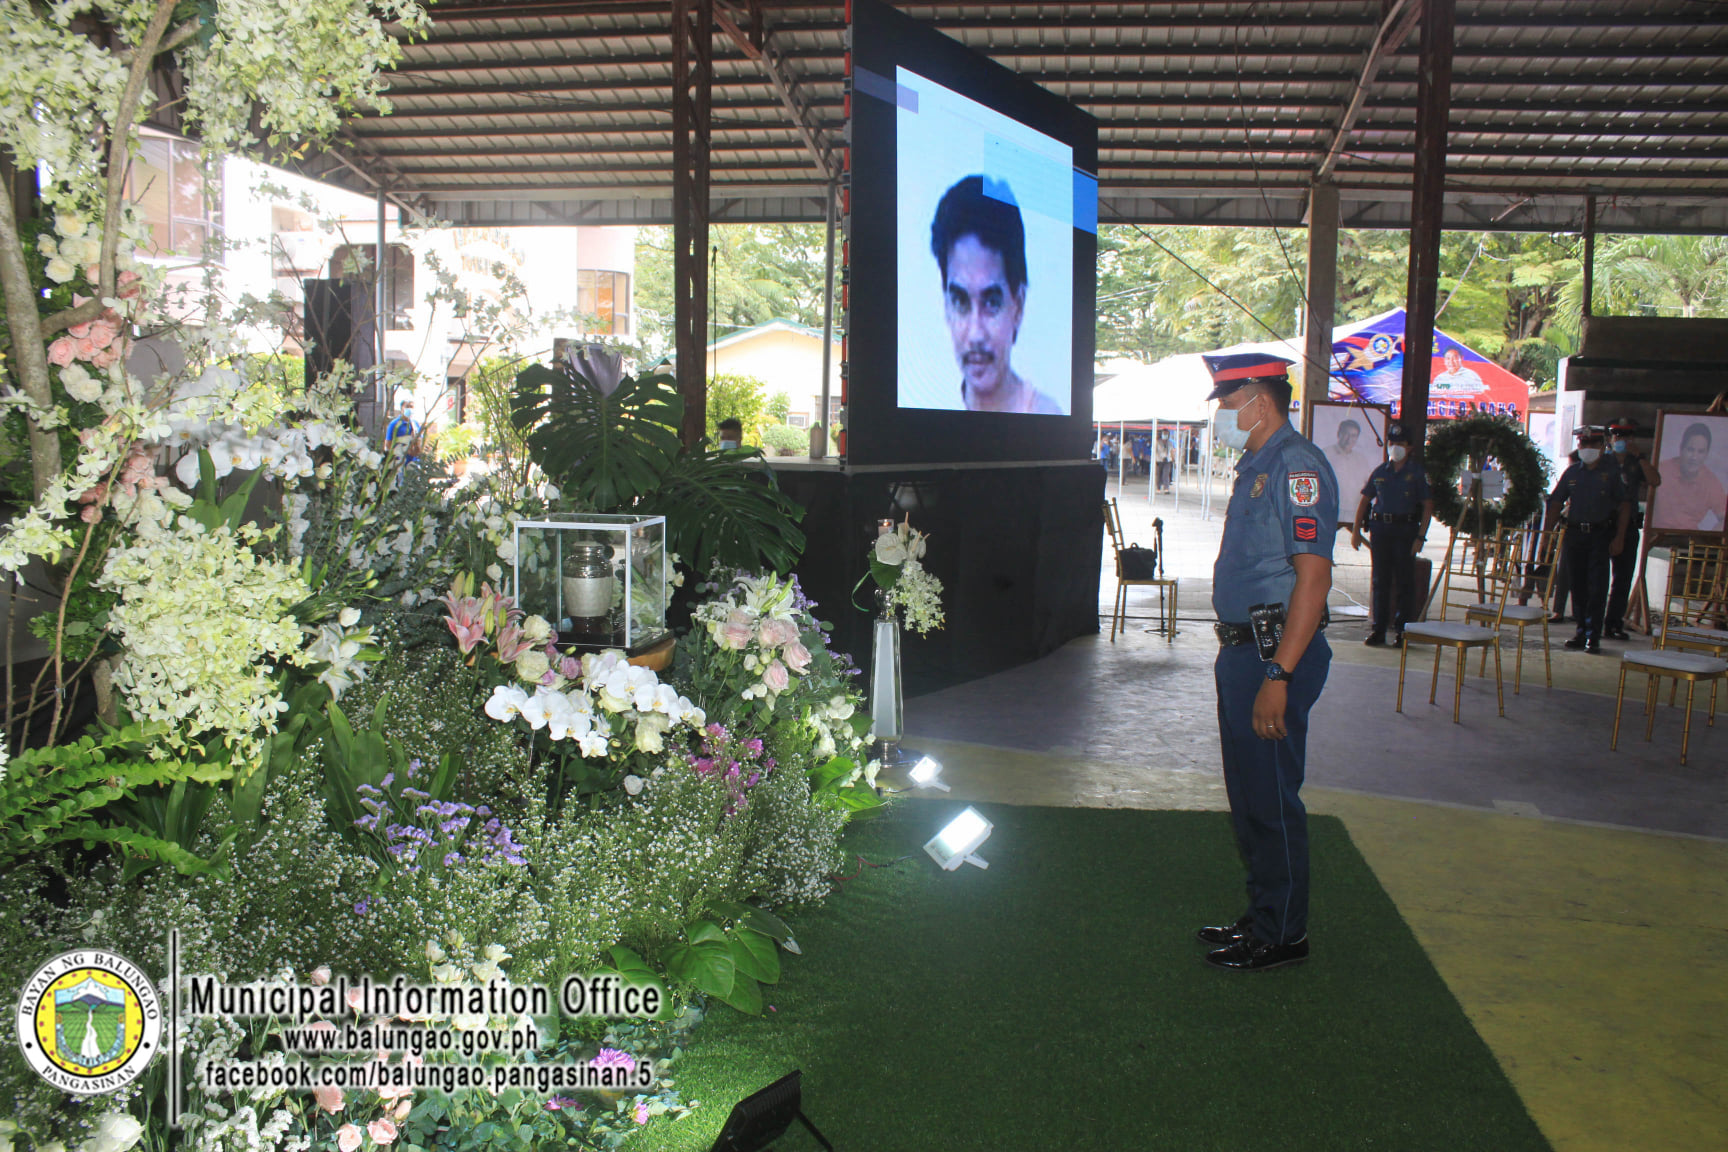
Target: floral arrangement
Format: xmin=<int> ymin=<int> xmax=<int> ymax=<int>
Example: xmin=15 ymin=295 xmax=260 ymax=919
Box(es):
xmin=865 ymin=518 xmax=945 ymax=636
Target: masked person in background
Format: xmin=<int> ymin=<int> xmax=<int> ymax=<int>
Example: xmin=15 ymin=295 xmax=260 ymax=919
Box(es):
xmin=1351 ymin=421 xmax=1433 ymax=647
xmin=1546 ymin=427 xmax=1632 ymax=654
xmin=716 ymin=418 xmax=744 ymax=450
xmin=1197 ymin=352 xmax=1336 ymax=972
xmin=1603 ymin=418 xmax=1662 ymax=640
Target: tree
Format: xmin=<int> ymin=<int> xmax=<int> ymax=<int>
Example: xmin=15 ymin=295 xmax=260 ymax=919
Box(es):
xmin=706 ymin=374 xmax=768 ymax=446
xmin=0 ymin=0 xmax=428 ymax=502
xmin=1574 ymin=233 xmax=1728 ymax=319
xmin=767 ymin=391 xmax=791 ymax=423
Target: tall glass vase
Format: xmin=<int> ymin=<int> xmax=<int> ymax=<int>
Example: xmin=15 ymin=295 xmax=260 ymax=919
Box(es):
xmin=869 ymin=589 xmax=904 ymax=761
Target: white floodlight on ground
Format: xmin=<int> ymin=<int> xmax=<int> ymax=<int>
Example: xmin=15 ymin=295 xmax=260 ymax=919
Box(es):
xmin=924 ymin=807 xmax=992 ymax=871
xmin=907 ymin=755 xmax=950 ymax=791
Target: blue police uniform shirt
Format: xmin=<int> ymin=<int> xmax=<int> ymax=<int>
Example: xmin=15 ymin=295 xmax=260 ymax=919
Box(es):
xmin=1549 ymin=459 xmax=1628 ymax=524
xmin=1617 ymin=451 xmax=1649 ymax=506
xmin=1213 ymin=422 xmax=1339 ymax=622
xmin=1363 ymin=458 xmax=1431 ymax=517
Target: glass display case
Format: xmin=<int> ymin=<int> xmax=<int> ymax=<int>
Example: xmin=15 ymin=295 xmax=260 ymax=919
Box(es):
xmin=510 ymin=513 xmax=669 ymax=653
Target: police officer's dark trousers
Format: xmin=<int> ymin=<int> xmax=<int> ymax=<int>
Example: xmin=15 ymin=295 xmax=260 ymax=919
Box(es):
xmin=1214 ymin=634 xmax=1331 ymax=945
xmin=1605 ymin=518 xmax=1642 ymax=632
xmin=1564 ymin=523 xmax=1615 ymax=641
xmin=1368 ymin=522 xmax=1420 ymax=632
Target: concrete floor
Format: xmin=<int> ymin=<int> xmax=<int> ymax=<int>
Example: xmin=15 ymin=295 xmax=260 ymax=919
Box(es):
xmin=898 ymin=474 xmax=1728 ymax=1150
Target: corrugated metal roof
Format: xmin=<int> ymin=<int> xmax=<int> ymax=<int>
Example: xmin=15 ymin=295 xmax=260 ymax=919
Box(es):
xmin=295 ymin=0 xmax=1728 ymax=229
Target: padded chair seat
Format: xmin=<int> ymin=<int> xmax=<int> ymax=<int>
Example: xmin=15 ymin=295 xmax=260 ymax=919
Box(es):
xmin=1466 ymin=602 xmax=1547 ymax=622
xmin=1657 ymin=623 xmax=1728 ymax=648
xmin=1404 ymin=622 xmax=1494 ymax=644
xmin=1622 ymin=650 xmax=1728 ymax=676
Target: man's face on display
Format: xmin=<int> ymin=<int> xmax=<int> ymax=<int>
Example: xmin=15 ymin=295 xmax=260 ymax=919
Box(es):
xmin=1336 ymin=423 xmax=1359 ymax=453
xmin=944 ymin=233 xmax=1024 ymax=400
xmin=1680 ymin=432 xmax=1710 ymax=479
xmin=1444 ymin=348 xmax=1463 ymax=374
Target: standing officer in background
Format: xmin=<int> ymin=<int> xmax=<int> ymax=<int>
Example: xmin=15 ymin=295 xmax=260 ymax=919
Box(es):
xmin=1351 ymin=421 xmax=1434 ymax=647
xmin=1603 ymin=417 xmax=1662 ymax=640
xmin=1547 ymin=426 xmax=1631 ymax=654
xmin=1198 ymin=352 xmax=1336 ymax=972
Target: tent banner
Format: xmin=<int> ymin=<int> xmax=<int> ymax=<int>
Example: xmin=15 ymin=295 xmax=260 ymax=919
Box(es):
xmin=1329 ymin=310 xmax=1529 ymax=423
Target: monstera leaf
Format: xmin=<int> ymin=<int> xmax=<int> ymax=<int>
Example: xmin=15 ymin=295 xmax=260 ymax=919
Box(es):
xmin=511 ymin=361 xmax=683 ymax=509
xmin=638 ymin=447 xmax=807 ymax=574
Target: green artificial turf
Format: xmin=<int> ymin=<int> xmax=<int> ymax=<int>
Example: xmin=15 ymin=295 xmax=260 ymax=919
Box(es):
xmin=633 ymin=802 xmax=1551 ymax=1152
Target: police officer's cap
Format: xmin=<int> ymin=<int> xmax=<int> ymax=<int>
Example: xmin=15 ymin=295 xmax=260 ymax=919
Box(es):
xmin=1607 ymin=416 xmax=1641 ymax=436
xmin=1573 ymin=424 xmax=1608 ymax=443
xmin=1386 ymin=420 xmax=1414 ymax=444
xmin=1201 ymin=353 xmax=1294 ymax=401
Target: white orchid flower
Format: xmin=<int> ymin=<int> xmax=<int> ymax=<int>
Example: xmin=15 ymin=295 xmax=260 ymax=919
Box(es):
xmin=484 ymin=684 xmax=529 ymax=722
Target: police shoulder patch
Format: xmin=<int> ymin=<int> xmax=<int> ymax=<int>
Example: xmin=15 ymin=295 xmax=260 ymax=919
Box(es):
xmin=1294 ymin=516 xmax=1319 ymax=541
xmin=1288 ymin=471 xmax=1321 ymax=507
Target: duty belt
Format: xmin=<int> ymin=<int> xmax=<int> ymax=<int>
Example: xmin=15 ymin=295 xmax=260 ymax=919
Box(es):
xmin=1371 ymin=512 xmax=1421 ymax=524
xmin=1215 ymin=609 xmax=1330 ymax=648
xmin=1568 ymin=519 xmax=1614 ymax=534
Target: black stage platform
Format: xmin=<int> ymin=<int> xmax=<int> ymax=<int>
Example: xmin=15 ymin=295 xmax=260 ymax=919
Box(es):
xmin=770 ymin=460 xmax=1105 ymax=697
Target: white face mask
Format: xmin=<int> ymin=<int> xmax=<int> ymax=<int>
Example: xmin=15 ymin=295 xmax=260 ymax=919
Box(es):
xmin=1389 ymin=445 xmax=1407 ymax=463
xmin=718 ymin=438 xmax=740 ymax=450
xmin=1212 ymin=395 xmax=1261 ymax=452
xmin=1579 ymin=447 xmax=1602 ymax=465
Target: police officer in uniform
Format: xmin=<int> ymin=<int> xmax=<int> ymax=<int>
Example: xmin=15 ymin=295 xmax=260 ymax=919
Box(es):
xmin=1196 ymin=353 xmax=1337 ymax=972
xmin=1546 ymin=426 xmax=1631 ymax=654
xmin=1351 ymin=421 xmax=1434 ymax=647
xmin=1603 ymin=417 xmax=1662 ymax=640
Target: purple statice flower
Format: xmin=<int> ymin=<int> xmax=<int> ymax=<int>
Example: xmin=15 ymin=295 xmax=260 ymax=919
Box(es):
xmin=407 ymin=758 xmax=424 ymax=776
xmin=354 ymin=897 xmax=374 ymax=916
xmin=402 ymin=787 xmax=430 ymax=801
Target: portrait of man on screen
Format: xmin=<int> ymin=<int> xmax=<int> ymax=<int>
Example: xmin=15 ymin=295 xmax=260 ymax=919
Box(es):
xmin=930 ymin=175 xmax=1064 ymax=415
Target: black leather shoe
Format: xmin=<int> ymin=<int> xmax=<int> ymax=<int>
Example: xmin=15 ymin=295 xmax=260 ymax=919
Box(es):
xmin=1363 ymin=631 xmax=1386 ymax=647
xmin=1563 ymin=634 xmax=1587 ymax=650
xmin=1586 ymin=638 xmax=1602 ymax=654
xmin=1605 ymin=627 xmax=1630 ymax=641
xmin=1196 ymin=914 xmax=1252 ymax=945
xmin=1204 ymin=934 xmax=1310 ymax=971
xmin=1390 ymin=631 xmax=1405 ymax=648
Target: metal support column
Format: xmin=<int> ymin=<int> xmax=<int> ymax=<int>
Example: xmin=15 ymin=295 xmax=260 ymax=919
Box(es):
xmin=817 ymin=179 xmax=837 ymax=458
xmin=1302 ymin=181 xmax=1339 ymax=430
xmin=672 ymin=0 xmax=714 ymax=448
xmin=375 ymin=188 xmax=388 ymax=414
xmin=1399 ymin=0 xmax=1455 ymax=456
xmin=1581 ymin=194 xmax=1597 ymax=320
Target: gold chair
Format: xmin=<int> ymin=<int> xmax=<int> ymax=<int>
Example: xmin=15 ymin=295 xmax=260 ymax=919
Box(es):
xmin=1467 ymin=524 xmax=1565 ymax=693
xmin=1399 ymin=529 xmax=1507 ymax=722
xmin=1103 ymin=498 xmax=1178 ymax=642
xmin=1614 ymin=541 xmax=1728 ymax=765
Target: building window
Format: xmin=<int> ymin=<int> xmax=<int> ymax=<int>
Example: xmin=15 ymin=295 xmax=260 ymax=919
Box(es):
xmin=127 ymin=134 xmax=221 ymax=259
xmin=787 ymin=412 xmax=809 ymax=428
xmin=330 ymin=244 xmax=415 ymax=331
xmin=577 ymin=269 xmax=630 ymax=335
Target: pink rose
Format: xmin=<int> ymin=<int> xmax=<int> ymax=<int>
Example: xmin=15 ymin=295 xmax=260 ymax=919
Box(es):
xmin=758 ymin=618 xmax=799 ymax=648
xmin=68 ymin=321 xmax=93 ymax=339
xmin=310 ymin=966 xmax=332 ymax=986
xmin=368 ymin=1119 xmax=398 ymax=1145
xmin=47 ymin=338 xmax=75 ymax=367
xmin=307 ymin=1020 xmax=336 ymax=1033
xmin=72 ymin=337 xmax=96 ymax=361
xmin=781 ymin=640 xmax=812 ymax=672
xmin=346 ymin=988 xmax=364 ymax=1012
xmin=393 ymin=1099 xmax=411 ymax=1122
xmin=91 ymin=344 xmax=121 ymax=370
xmin=762 ymin=660 xmax=790 ymax=693
xmin=79 ymin=503 xmax=101 ymax=524
xmin=336 ymin=1125 xmax=362 ymax=1152
xmin=87 ymin=320 xmax=118 ymax=349
xmin=634 ymin=1102 xmax=650 ymax=1125
xmin=313 ymin=1084 xmax=344 ymax=1114
xmin=718 ymin=621 xmax=753 ymax=650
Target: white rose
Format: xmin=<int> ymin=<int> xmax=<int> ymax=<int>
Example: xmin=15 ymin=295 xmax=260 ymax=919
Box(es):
xmin=496 ymin=539 xmax=518 ymax=564
xmin=55 ymin=211 xmax=87 ymax=239
xmin=623 ymin=774 xmax=645 ymax=795
xmin=521 ymin=615 xmax=552 ymax=644
xmin=44 ymin=257 xmax=77 ymax=284
xmin=338 ymin=607 xmax=362 ymax=628
xmin=515 ymin=650 xmax=550 ymax=684
xmin=81 ymin=1114 xmax=144 ymax=1152
xmin=486 ymin=563 xmax=503 ymax=583
xmin=60 ymin=364 xmax=102 ymax=403
xmin=36 ymin=234 xmax=58 ymax=257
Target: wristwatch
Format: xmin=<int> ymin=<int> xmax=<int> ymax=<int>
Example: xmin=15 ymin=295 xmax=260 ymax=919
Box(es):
xmin=1265 ymin=662 xmax=1291 ymax=682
